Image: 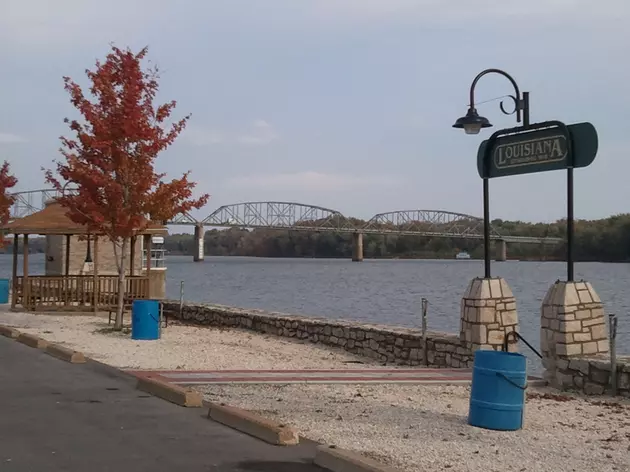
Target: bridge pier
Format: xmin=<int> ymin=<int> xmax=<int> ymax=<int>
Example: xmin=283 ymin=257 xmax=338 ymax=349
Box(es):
xmin=495 ymin=239 xmax=507 ymax=262
xmin=193 ymin=224 xmax=205 ymax=262
xmin=351 ymin=232 xmax=364 ymax=262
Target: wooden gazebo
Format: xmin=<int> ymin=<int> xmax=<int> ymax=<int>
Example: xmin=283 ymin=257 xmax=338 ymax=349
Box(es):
xmin=5 ymin=201 xmax=167 ymax=312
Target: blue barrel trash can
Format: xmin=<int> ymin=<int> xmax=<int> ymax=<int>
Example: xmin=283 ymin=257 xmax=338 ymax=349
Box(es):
xmin=131 ymin=299 xmax=161 ymax=341
xmin=0 ymin=279 xmax=10 ymax=304
xmin=468 ymin=349 xmax=527 ymax=431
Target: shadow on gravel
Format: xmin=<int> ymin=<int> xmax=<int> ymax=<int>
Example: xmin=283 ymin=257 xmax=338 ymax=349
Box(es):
xmin=236 ymin=460 xmax=323 ymax=471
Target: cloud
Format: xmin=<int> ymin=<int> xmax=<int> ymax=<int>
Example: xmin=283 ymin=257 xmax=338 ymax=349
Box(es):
xmin=0 ymin=0 xmax=169 ymax=50
xmin=4 ymin=0 xmax=624 ymax=54
xmin=302 ymin=0 xmax=628 ymax=25
xmin=237 ymin=120 xmax=279 ymax=146
xmin=183 ymin=127 xmax=224 ymax=146
xmin=184 ymin=120 xmax=279 ymax=147
xmin=226 ymin=171 xmax=401 ymax=191
xmin=0 ymin=133 xmax=26 ymax=144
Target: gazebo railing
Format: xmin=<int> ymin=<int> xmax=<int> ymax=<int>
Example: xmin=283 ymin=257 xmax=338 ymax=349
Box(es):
xmin=14 ymin=275 xmax=150 ymax=310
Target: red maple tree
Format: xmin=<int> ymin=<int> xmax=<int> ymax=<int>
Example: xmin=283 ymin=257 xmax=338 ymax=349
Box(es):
xmin=46 ymin=45 xmax=208 ymax=330
xmin=0 ymin=161 xmax=17 ymax=226
xmin=0 ymin=161 xmax=18 ymax=246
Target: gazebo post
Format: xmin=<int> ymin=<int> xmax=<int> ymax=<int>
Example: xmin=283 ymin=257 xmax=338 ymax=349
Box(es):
xmin=144 ymin=234 xmax=151 ymax=299
xmin=92 ymin=235 xmax=99 ymax=313
xmin=11 ymin=234 xmax=18 ymax=309
xmin=144 ymin=234 xmax=152 ymax=272
xmin=65 ymin=234 xmax=71 ymax=276
xmin=130 ymin=235 xmax=136 ymax=276
xmin=23 ymin=234 xmax=29 ymax=310
xmin=64 ymin=234 xmax=71 ymax=307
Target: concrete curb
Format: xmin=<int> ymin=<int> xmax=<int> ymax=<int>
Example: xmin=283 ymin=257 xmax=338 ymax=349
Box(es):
xmin=16 ymin=333 xmax=49 ymax=349
xmin=207 ymin=402 xmax=299 ymax=446
xmin=136 ymin=375 xmax=203 ymax=408
xmin=0 ymin=325 xmax=20 ymax=339
xmin=314 ymin=445 xmax=403 ymax=472
xmin=45 ymin=344 xmax=86 ymax=364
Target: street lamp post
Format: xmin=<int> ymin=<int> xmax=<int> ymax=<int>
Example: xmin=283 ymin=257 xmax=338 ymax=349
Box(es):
xmin=452 ymin=68 xmax=530 ymax=279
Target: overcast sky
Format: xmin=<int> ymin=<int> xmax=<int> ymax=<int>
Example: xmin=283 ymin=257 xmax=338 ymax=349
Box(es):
xmin=1 ymin=0 xmax=628 ymax=224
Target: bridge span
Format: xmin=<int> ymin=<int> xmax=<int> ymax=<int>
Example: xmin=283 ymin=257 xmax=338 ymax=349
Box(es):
xmin=9 ymin=190 xmax=563 ymax=262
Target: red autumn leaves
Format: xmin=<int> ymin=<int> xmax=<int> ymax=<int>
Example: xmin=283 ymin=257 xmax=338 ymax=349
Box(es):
xmin=0 ymin=161 xmax=17 ymax=227
xmin=45 ymin=45 xmax=208 ymax=240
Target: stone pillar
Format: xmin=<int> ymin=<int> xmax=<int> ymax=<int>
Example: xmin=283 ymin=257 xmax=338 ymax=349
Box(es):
xmin=147 ymin=269 xmax=167 ymax=299
xmin=193 ymin=224 xmax=205 ymax=262
xmin=460 ymin=277 xmax=519 ymax=357
xmin=495 ymin=239 xmax=507 ymax=262
xmin=351 ymin=232 xmax=363 ymax=262
xmin=541 ymin=281 xmax=608 ymax=388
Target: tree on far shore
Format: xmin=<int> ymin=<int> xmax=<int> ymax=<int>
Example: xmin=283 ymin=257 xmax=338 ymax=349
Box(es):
xmin=46 ymin=45 xmax=209 ymax=330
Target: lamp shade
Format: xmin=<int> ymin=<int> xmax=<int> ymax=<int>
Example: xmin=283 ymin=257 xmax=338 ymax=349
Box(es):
xmin=453 ymin=107 xmax=492 ymax=135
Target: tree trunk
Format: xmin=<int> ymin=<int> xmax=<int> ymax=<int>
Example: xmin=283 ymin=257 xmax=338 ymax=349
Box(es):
xmin=114 ymin=237 xmax=128 ymax=331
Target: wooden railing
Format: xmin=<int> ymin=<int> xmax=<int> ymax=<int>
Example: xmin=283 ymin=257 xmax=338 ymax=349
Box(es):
xmin=14 ymin=275 xmax=150 ymax=311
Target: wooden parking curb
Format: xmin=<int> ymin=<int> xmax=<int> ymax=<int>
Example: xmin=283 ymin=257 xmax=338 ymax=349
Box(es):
xmin=136 ymin=375 xmax=203 ymax=408
xmin=0 ymin=325 xmax=20 ymax=339
xmin=314 ymin=445 xmax=404 ymax=472
xmin=207 ymin=402 xmax=299 ymax=446
xmin=16 ymin=333 xmax=49 ymax=349
xmin=45 ymin=344 xmax=86 ymax=364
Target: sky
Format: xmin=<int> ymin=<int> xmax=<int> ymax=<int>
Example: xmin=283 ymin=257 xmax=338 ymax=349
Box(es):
xmin=1 ymin=0 xmax=629 ymax=226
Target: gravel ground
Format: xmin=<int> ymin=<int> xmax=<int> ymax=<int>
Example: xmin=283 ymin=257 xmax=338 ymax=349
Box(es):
xmin=199 ymin=383 xmax=630 ymax=472
xmin=3 ymin=310 xmax=628 ymax=471
xmin=0 ymin=311 xmax=381 ymax=370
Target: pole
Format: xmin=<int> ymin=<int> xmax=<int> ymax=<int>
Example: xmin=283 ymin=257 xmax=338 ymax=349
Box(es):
xmin=421 ymin=298 xmax=428 ymax=366
xmin=483 ymin=178 xmax=490 ymax=278
xmin=567 ymin=167 xmax=574 ymax=281
xmin=609 ymin=314 xmax=618 ymax=396
xmin=85 ymin=234 xmax=92 ymax=263
xmin=468 ymin=74 xmax=528 ymax=280
xmin=179 ymin=280 xmax=184 ymax=317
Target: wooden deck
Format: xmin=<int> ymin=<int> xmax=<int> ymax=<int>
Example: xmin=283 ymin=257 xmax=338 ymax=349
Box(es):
xmin=13 ymin=275 xmax=150 ymax=311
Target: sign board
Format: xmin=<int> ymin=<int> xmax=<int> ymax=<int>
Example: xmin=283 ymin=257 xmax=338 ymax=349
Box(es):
xmin=477 ymin=122 xmax=598 ymax=179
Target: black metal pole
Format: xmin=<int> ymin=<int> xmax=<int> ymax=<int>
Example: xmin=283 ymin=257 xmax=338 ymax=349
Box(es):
xmin=465 ymin=72 xmax=528 ymax=280
xmin=567 ymin=168 xmax=574 ymax=281
xmin=483 ymin=178 xmax=491 ymax=278
xmin=522 ymin=92 xmax=530 ymax=127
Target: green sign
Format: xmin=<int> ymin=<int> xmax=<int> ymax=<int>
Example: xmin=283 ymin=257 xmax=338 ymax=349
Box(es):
xmin=477 ymin=122 xmax=598 ymax=178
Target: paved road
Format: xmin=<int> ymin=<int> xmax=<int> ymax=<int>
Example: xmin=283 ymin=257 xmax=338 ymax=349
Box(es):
xmin=0 ymin=337 xmax=323 ymax=472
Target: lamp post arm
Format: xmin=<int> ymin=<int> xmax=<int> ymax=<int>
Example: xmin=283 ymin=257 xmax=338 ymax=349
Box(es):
xmin=468 ymin=68 xmax=523 ymax=124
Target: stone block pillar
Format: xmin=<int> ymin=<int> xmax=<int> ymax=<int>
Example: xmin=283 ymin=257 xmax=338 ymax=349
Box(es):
xmin=541 ymin=281 xmax=608 ymax=387
xmin=193 ymin=224 xmax=205 ymax=262
xmin=351 ymin=232 xmax=363 ymax=262
xmin=495 ymin=239 xmax=507 ymax=262
xmin=460 ymin=277 xmax=519 ymax=356
xmin=147 ymin=269 xmax=167 ymax=299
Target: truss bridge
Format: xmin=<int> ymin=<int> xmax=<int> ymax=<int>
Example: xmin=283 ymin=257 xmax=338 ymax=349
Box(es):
xmin=8 ymin=192 xmax=563 ymax=262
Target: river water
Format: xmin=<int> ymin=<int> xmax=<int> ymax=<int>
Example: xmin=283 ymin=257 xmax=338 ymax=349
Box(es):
xmin=3 ymin=254 xmax=628 ymax=371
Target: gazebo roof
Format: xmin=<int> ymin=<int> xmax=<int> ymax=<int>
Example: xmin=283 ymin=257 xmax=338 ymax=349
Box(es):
xmin=5 ymin=201 xmax=168 ymax=236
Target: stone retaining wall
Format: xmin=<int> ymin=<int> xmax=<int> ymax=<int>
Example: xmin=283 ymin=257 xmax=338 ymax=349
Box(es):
xmin=161 ymin=301 xmax=474 ymax=368
xmin=551 ymin=355 xmax=630 ymax=397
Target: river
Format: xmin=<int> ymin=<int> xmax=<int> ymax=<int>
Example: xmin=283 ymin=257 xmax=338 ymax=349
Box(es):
xmin=3 ymin=254 xmax=628 ymax=371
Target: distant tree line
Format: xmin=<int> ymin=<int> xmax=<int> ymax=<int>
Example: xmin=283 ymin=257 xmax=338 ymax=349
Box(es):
xmin=7 ymin=214 xmax=630 ymax=262
xmin=163 ymin=214 xmax=630 ymax=263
